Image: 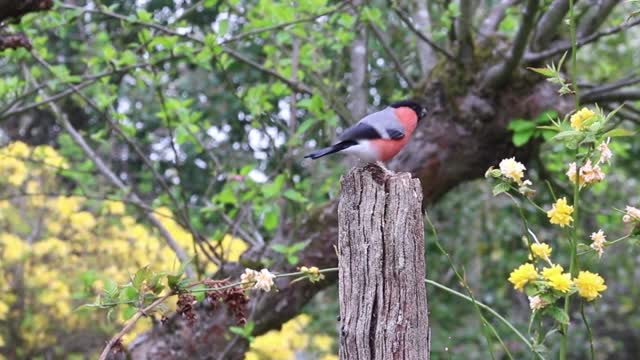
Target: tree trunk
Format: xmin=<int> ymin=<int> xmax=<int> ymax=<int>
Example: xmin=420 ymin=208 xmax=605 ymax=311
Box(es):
xmin=338 ymin=165 xmax=429 ymax=360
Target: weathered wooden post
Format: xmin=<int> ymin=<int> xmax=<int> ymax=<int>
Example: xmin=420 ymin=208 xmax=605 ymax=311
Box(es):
xmin=338 ymin=164 xmax=430 ymax=359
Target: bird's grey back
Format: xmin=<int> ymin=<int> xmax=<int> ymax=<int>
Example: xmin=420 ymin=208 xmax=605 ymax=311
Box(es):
xmin=338 ymin=107 xmax=404 ymax=141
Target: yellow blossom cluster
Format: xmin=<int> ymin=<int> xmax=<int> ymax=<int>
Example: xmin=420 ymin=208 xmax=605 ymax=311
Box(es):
xmin=542 ymin=265 xmax=572 ymax=293
xmin=508 ymin=259 xmax=607 ymax=303
xmin=574 ymin=271 xmax=607 ymax=301
xmin=570 ymin=107 xmax=595 ymax=131
xmin=547 ymin=197 xmax=574 ymax=227
xmin=530 ymin=243 xmax=552 ymax=261
xmin=245 ymin=314 xmax=337 ymax=360
xmin=508 ymin=263 xmax=538 ymax=291
xmin=0 ymin=142 xmax=251 ymax=356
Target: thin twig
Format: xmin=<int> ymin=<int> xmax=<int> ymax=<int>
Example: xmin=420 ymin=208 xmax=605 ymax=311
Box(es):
xmin=525 ymin=18 xmax=640 ymax=62
xmin=29 ymin=51 xmax=195 ymax=277
xmin=368 ymin=22 xmax=416 ymax=88
xmin=393 ymin=7 xmax=458 ymax=63
xmin=59 ymin=2 xmax=314 ymax=94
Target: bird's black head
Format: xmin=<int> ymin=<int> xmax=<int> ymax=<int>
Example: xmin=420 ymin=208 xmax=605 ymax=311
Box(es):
xmin=389 ymin=100 xmax=428 ymax=120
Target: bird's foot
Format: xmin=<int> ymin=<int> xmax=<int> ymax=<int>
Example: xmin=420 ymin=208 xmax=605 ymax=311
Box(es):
xmin=375 ymin=161 xmax=395 ymax=176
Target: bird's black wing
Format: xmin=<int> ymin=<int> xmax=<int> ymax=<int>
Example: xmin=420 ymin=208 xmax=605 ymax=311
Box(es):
xmin=338 ymin=122 xmax=404 ymax=142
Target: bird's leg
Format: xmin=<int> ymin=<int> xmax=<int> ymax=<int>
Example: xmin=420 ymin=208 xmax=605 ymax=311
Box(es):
xmin=375 ymin=161 xmax=395 ymax=176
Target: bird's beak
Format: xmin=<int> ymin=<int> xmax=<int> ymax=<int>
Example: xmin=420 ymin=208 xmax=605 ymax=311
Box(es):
xmin=420 ymin=109 xmax=428 ymax=119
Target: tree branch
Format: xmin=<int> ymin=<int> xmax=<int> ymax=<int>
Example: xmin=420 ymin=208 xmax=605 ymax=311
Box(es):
xmin=481 ymin=0 xmax=539 ymax=88
xmin=1 ymin=57 xmax=179 ymax=120
xmin=581 ymin=74 xmax=640 ymax=100
xmin=479 ymin=0 xmax=521 ymax=40
xmin=577 ymin=0 xmax=620 ymax=37
xmin=413 ymin=0 xmax=437 ymax=78
xmin=368 ymin=22 xmax=415 ymax=88
xmin=348 ymin=0 xmax=368 ymax=120
xmin=28 ymin=53 xmax=195 ymax=278
xmin=525 ymin=17 xmax=640 ymax=62
xmin=457 ymin=0 xmax=474 ymax=63
xmin=0 ymin=0 xmax=52 ymax=22
xmin=582 ymin=88 xmax=640 ymax=103
xmin=0 ymin=0 xmax=53 ymax=52
xmin=0 ymin=33 xmax=32 ymax=51
xmin=530 ymin=0 xmax=570 ymax=50
xmin=59 ymin=3 xmax=314 ymax=94
xmin=393 ymin=6 xmax=458 ymax=64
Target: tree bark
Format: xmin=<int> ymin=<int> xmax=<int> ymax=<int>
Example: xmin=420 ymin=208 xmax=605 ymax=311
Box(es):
xmin=338 ymin=165 xmax=429 ymax=360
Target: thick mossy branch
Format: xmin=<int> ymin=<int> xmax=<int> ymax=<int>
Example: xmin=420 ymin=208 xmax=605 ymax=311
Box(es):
xmin=0 ymin=0 xmax=53 ymax=52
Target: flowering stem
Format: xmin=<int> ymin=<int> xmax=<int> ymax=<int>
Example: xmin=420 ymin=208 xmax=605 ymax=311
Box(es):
xmin=577 ymin=233 xmax=632 ymax=256
xmin=580 ymin=301 xmax=595 ymax=360
xmin=424 ymin=279 xmax=536 ymax=355
xmin=425 ymin=213 xmax=514 ymax=359
xmin=561 ymin=149 xmax=581 ymax=359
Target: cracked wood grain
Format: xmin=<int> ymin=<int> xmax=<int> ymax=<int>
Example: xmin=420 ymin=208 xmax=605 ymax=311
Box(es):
xmin=338 ymin=165 xmax=430 ymax=360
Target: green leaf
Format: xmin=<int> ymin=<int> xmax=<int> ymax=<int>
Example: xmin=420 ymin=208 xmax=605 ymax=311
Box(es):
xmin=103 ymin=280 xmax=119 ymax=298
xmin=536 ymin=125 xmax=560 ymax=131
xmin=262 ymin=174 xmax=285 ymax=197
xmin=263 ymin=210 xmax=279 ymax=231
xmin=122 ymin=285 xmax=139 ymax=302
xmin=492 ymin=182 xmax=510 ymax=196
xmin=283 ymin=189 xmax=307 ymax=203
xmin=271 ymin=244 xmax=288 ymax=253
xmin=602 ymin=128 xmax=635 ymax=138
xmin=513 ymin=129 xmax=534 ymax=146
xmin=546 ymin=306 xmax=569 ymax=325
xmin=289 ymin=241 xmax=307 ymax=252
xmin=287 ymin=255 xmax=299 ymax=265
xmin=216 ymin=186 xmax=237 ymax=205
xmin=133 ymin=266 xmax=151 ymax=289
xmin=528 ymin=67 xmax=556 ymax=77
xmin=122 ymin=305 xmax=138 ymax=320
xmin=136 ymin=9 xmax=152 ymax=22
xmin=507 ymin=119 xmax=535 ymax=132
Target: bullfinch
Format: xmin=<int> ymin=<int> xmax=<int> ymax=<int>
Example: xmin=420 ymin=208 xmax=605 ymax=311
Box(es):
xmin=304 ymin=100 xmax=426 ymax=164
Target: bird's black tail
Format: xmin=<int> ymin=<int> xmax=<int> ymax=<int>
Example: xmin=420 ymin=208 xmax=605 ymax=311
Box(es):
xmin=304 ymin=140 xmax=357 ymax=160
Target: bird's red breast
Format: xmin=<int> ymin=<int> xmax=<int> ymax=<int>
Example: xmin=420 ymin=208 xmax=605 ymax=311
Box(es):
xmin=369 ymin=106 xmax=418 ymax=161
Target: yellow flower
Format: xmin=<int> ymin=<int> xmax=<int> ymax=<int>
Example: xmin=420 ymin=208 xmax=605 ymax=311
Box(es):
xmin=547 ymin=197 xmax=574 ymax=227
xmin=0 ymin=233 xmax=30 ymax=263
xmin=542 ymin=264 xmax=563 ymax=279
xmin=542 ymin=265 xmax=572 ymax=292
xmin=0 ymin=301 xmax=8 ymax=320
xmin=33 ymin=145 xmax=67 ymax=169
xmin=5 ymin=141 xmax=30 ymax=158
xmin=574 ymin=271 xmax=607 ymax=301
xmin=570 ymin=107 xmax=595 ymax=130
xmin=70 ymin=211 xmax=96 ymax=232
xmin=320 ymin=355 xmax=339 ymax=360
xmin=54 ymin=196 xmax=81 ymax=218
xmin=530 ymin=243 xmax=552 ymax=261
xmin=313 ymin=334 xmax=334 ymax=352
xmin=0 ymin=157 xmax=28 ymax=185
xmin=508 ymin=263 xmax=538 ymax=291
xmin=499 ymin=157 xmax=526 ymax=183
xmin=106 ymin=200 xmax=126 ymax=215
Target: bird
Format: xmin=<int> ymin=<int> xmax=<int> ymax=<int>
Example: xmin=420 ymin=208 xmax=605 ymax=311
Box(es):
xmin=304 ymin=100 xmax=426 ymax=169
